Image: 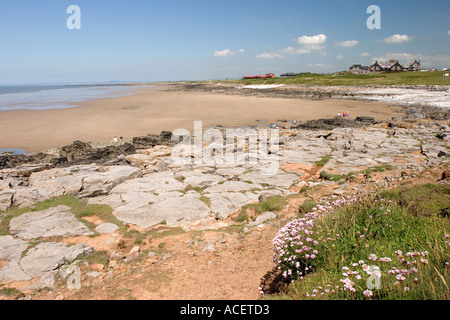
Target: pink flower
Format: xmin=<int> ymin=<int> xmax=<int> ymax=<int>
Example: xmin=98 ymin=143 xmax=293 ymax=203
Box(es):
xmin=369 ymin=254 xmax=377 ymax=261
xmin=396 ymin=274 xmax=406 ymax=281
xmin=363 ymin=290 xmax=373 ymax=298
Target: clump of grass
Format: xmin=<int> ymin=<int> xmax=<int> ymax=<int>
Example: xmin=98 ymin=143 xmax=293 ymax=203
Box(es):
xmin=181 ymin=185 xmax=202 ymax=194
xmin=364 ymin=164 xmax=395 ymax=175
xmin=78 ymin=250 xmax=110 ymax=266
xmin=320 ymin=171 xmax=344 ymax=182
xmin=300 ymin=186 xmax=311 ymax=193
xmin=237 ymin=196 xmax=286 ymax=222
xmin=394 ymin=183 xmax=450 ymax=218
xmin=200 ymin=195 xmax=211 ymax=207
xmin=315 ymin=156 xmax=331 ymax=167
xmin=298 ymin=199 xmax=317 ymax=215
xmin=0 ymin=286 xmax=19 ymax=297
xmin=267 ymin=183 xmax=450 ymax=300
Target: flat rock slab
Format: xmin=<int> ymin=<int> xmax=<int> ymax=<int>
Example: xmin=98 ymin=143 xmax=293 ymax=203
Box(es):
xmin=0 ymin=235 xmax=31 ymax=281
xmin=95 ymin=223 xmax=120 ymax=234
xmin=19 ymin=242 xmax=93 ymax=278
xmin=174 ymin=170 xmax=224 ymax=188
xmin=204 ymin=180 xmax=262 ymax=193
xmin=238 ymin=170 xmax=300 ymax=189
xmin=9 ymin=205 xmax=94 ymax=240
xmin=110 ymin=171 xmax=186 ymax=194
xmin=12 ymin=165 xmax=140 ymax=208
xmin=209 ymin=192 xmax=254 ymax=220
xmin=112 ymin=192 xmax=211 ymax=228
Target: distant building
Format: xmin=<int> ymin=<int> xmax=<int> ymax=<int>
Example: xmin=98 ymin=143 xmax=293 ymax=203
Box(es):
xmin=349 ymin=64 xmax=369 ymax=74
xmin=243 ymin=73 xmax=275 ymax=79
xmin=409 ymin=60 xmax=421 ymax=71
xmin=280 ymin=72 xmax=299 ymax=77
xmin=349 ymin=59 xmax=420 ymax=74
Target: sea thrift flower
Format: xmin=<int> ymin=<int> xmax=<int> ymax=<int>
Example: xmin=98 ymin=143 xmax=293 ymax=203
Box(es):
xmin=363 ymin=290 xmax=373 ymax=298
xmin=369 ymin=254 xmax=377 ymax=261
xmin=396 ymin=274 xmax=406 ymax=281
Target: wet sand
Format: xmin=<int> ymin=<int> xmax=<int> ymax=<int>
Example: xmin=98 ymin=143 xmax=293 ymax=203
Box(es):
xmin=0 ymin=84 xmax=402 ymax=153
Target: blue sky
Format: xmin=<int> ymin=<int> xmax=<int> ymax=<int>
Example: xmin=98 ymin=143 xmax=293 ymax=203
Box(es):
xmin=0 ymin=0 xmax=449 ymax=84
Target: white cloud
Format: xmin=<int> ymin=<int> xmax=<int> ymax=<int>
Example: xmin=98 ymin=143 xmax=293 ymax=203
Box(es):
xmin=336 ymin=55 xmax=344 ymax=60
xmin=361 ymin=52 xmax=370 ymax=57
xmin=238 ymin=49 xmax=245 ymax=53
xmin=255 ymin=52 xmax=284 ymax=59
xmin=448 ymin=30 xmax=450 ymax=36
xmin=382 ymin=34 xmax=414 ymax=43
xmin=214 ymin=49 xmax=234 ymax=57
xmin=296 ymin=34 xmax=327 ymax=45
xmin=335 ymin=40 xmax=358 ymax=48
xmin=279 ymin=45 xmax=326 ymax=55
xmin=307 ymin=63 xmax=332 ymax=68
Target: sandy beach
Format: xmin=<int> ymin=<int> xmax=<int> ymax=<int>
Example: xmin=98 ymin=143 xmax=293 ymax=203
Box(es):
xmin=0 ymin=84 xmax=402 ymax=153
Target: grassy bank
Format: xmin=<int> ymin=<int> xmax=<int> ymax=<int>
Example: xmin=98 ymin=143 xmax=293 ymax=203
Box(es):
xmin=222 ymin=71 xmax=449 ymax=86
xmin=268 ymin=182 xmax=450 ymax=300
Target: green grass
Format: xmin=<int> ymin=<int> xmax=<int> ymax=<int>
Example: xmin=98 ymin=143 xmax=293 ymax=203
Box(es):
xmin=267 ymin=183 xmax=450 ymax=300
xmin=320 ymin=171 xmax=344 ymax=182
xmin=221 ymin=71 xmax=450 ymax=86
xmin=0 ymin=285 xmax=20 ymax=297
xmin=315 ymin=156 xmax=332 ymax=167
xmin=299 ymin=199 xmax=317 ymax=215
xmin=364 ymin=164 xmax=395 ymax=175
xmin=0 ymin=195 xmax=120 ymax=236
xmin=237 ymin=196 xmax=287 ymax=222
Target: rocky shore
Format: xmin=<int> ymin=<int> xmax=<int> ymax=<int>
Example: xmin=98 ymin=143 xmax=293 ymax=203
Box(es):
xmin=0 ymin=85 xmax=449 ymax=300
xmin=170 ymin=82 xmax=450 ymax=108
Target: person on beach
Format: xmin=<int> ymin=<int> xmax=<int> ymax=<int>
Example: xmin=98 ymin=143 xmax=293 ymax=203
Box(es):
xmin=112 ymin=136 xmax=118 ymax=143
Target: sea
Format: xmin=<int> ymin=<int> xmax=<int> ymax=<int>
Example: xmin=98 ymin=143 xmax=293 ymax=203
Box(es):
xmin=0 ymin=84 xmax=145 ymax=112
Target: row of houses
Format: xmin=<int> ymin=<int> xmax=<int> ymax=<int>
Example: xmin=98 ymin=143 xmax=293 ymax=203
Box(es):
xmin=349 ymin=59 xmax=421 ymax=74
